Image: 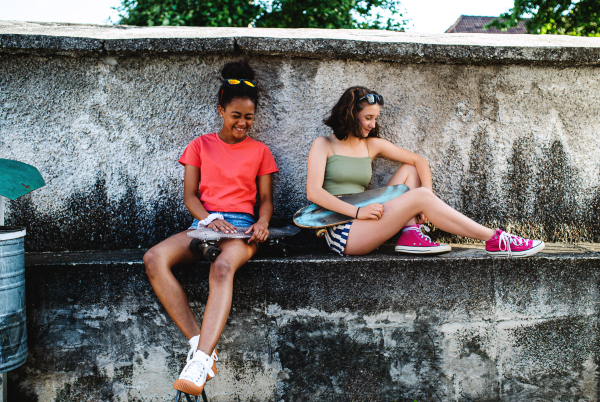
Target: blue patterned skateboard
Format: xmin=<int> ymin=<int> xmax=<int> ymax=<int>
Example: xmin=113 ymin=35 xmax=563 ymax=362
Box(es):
xmin=293 ymin=185 xmax=410 ymax=236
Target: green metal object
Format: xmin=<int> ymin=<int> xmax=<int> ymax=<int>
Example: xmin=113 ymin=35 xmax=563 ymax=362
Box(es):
xmin=0 ymin=159 xmax=45 ymax=200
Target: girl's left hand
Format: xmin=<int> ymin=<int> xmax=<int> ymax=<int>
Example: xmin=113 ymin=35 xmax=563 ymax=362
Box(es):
xmin=416 ymin=213 xmax=427 ymax=225
xmin=246 ymin=221 xmax=269 ymax=243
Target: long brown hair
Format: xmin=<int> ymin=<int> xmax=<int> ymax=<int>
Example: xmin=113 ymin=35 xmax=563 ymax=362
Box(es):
xmin=323 ymin=86 xmax=381 ymax=140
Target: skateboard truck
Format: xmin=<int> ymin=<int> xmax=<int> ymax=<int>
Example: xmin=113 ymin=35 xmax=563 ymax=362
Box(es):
xmin=189 ymin=237 xmax=290 ymax=262
xmin=187 ymin=226 xmax=300 ymax=262
xmin=175 ymin=390 xmax=208 ymax=402
xmin=189 ymin=239 xmax=221 ymax=261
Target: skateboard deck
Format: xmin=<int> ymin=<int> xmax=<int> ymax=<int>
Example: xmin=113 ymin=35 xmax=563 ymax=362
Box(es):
xmin=293 ymin=184 xmax=410 ymax=229
xmin=187 ymin=225 xmax=300 ymax=261
xmin=188 ymin=225 xmax=300 ymax=241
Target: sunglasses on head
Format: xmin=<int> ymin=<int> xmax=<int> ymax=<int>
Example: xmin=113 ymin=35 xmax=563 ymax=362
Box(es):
xmin=358 ymin=94 xmax=384 ymax=106
xmin=225 ymin=78 xmax=256 ymax=88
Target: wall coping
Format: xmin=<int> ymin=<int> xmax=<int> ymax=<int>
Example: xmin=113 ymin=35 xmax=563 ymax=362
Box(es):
xmin=2 ymin=20 xmax=600 ymax=65
xmin=23 ymin=243 xmax=600 ymax=267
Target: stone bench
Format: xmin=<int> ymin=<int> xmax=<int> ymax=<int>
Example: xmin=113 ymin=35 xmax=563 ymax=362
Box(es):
xmin=7 ymin=243 xmax=600 ymax=401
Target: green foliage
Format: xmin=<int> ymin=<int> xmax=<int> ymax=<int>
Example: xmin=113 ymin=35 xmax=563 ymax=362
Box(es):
xmin=254 ymin=0 xmax=407 ymax=30
xmin=113 ymin=0 xmax=408 ymax=30
xmin=115 ymin=0 xmax=261 ymax=27
xmin=487 ymin=0 xmax=600 ymax=36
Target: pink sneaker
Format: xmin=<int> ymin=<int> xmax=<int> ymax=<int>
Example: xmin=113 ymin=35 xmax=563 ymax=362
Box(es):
xmin=485 ymin=229 xmax=544 ymax=257
xmin=395 ymin=225 xmax=451 ymax=254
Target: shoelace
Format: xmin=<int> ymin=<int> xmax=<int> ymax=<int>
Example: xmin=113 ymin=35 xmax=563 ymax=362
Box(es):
xmin=181 ymin=355 xmax=212 ymax=383
xmin=403 ymin=225 xmax=433 ymax=243
xmin=498 ymin=231 xmax=526 ymax=257
xmin=188 ymin=335 xmax=219 ymax=363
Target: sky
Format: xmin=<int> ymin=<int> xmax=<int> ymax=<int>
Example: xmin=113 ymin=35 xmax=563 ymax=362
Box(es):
xmin=0 ymin=0 xmax=515 ymax=33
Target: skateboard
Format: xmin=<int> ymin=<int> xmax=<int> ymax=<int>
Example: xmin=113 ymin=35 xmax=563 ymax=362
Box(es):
xmin=187 ymin=225 xmax=300 ymax=262
xmin=293 ymin=184 xmax=410 ymax=237
xmin=175 ymin=390 xmax=208 ymax=402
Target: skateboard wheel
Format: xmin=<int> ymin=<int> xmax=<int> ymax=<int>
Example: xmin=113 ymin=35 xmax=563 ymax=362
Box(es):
xmin=279 ymin=245 xmax=288 ymax=257
xmin=189 ymin=239 xmax=203 ymax=254
xmin=204 ymin=245 xmax=221 ymax=262
xmin=316 ymin=229 xmax=327 ymax=237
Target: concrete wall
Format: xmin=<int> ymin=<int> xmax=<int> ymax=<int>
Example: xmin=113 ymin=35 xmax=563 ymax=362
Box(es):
xmin=10 ymin=247 xmax=600 ymax=401
xmin=4 ymin=21 xmax=600 ymax=402
xmin=2 ymin=21 xmax=600 ymax=250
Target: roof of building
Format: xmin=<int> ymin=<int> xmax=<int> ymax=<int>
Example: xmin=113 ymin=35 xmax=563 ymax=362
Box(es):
xmin=446 ymin=15 xmax=528 ymax=34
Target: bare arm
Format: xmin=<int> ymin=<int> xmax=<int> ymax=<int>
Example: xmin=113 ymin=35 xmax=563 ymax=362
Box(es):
xmin=246 ymin=174 xmax=273 ymax=243
xmin=183 ymin=164 xmax=210 ymax=220
xmin=183 ymin=164 xmax=237 ymax=232
xmin=306 ymin=137 xmax=382 ymax=220
xmin=369 ymin=137 xmax=433 ymax=190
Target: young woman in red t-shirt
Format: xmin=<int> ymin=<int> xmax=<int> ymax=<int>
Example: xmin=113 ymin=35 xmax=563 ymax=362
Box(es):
xmin=143 ymin=59 xmax=278 ymax=396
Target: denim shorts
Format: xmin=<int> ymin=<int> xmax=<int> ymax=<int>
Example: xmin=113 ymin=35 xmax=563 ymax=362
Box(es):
xmin=189 ymin=211 xmax=255 ymax=230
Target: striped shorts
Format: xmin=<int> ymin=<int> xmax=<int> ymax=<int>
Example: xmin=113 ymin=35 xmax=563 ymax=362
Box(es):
xmin=324 ymin=222 xmax=353 ymax=256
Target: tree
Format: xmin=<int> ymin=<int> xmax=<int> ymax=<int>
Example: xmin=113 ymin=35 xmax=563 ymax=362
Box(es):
xmin=115 ymin=0 xmax=261 ymax=27
xmin=114 ymin=0 xmax=408 ymax=30
xmin=487 ymin=0 xmax=600 ymax=36
xmin=255 ymin=0 xmax=407 ymax=30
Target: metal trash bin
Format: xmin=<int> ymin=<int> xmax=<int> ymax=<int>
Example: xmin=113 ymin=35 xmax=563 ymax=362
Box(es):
xmin=0 ymin=227 xmax=27 ymax=373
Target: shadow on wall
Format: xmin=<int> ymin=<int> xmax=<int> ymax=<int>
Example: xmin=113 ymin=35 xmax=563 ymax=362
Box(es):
xmin=9 ymin=177 xmax=190 ymax=251
xmin=7 ymin=140 xmax=600 ymax=251
xmin=435 ymin=137 xmax=600 ymax=244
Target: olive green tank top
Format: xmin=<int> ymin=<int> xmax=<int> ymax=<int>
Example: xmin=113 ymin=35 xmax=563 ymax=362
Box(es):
xmin=322 ymin=138 xmax=372 ymax=196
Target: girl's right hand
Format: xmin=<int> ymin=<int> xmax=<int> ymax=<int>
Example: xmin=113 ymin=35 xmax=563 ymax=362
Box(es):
xmin=207 ymin=219 xmax=237 ymax=233
xmin=357 ymin=203 xmax=383 ymax=220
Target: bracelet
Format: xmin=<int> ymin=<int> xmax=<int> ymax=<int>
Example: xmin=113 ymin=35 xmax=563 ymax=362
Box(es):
xmin=356 ymin=207 xmax=360 ymax=219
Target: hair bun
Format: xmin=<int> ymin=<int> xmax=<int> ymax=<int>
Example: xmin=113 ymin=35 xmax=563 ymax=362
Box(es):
xmin=221 ymin=58 xmax=256 ymax=81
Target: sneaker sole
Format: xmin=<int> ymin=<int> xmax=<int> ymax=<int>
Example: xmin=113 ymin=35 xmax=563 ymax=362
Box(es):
xmin=485 ymin=241 xmax=545 ymax=258
xmin=174 ymin=379 xmax=206 ymax=396
xmin=395 ymin=244 xmax=452 ymax=254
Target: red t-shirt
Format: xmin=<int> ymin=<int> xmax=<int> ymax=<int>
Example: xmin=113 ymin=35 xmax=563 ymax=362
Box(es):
xmin=179 ymin=133 xmax=279 ymax=215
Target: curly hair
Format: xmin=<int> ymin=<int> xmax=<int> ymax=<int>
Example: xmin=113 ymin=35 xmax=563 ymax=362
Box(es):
xmin=217 ymin=58 xmax=259 ymax=109
xmin=323 ymin=86 xmax=381 ymax=140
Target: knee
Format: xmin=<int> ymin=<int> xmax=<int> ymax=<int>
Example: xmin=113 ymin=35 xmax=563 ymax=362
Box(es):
xmin=410 ymin=187 xmax=435 ymax=202
xmin=400 ymin=163 xmax=418 ymax=177
xmin=143 ymin=248 xmax=164 ymax=278
xmin=413 ymin=186 xmax=432 ymax=195
xmin=398 ymin=164 xmax=420 ymax=188
xmin=210 ymin=259 xmax=235 ymax=283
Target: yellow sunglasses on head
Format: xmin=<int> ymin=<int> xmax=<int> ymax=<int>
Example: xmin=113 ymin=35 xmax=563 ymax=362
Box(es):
xmin=225 ymin=78 xmax=256 ymax=88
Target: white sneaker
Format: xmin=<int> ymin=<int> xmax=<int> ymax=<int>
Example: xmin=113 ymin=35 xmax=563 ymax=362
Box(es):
xmin=187 ymin=335 xmax=218 ymax=380
xmin=173 ymin=350 xmax=214 ymax=396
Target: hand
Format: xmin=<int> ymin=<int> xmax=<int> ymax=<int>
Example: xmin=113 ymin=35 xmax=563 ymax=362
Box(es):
xmin=246 ymin=220 xmax=269 ymax=243
xmin=416 ymin=213 xmax=427 ymax=225
xmin=357 ymin=203 xmax=384 ymax=220
xmin=207 ymin=219 xmax=236 ymax=233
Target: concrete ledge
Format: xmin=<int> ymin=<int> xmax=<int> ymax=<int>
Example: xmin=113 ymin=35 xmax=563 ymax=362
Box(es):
xmin=8 ymin=245 xmax=600 ymax=400
xmin=2 ymin=20 xmax=600 ymax=65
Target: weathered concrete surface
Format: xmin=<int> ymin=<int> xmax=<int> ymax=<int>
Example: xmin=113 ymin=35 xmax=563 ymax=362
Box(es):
xmin=3 ymin=21 xmax=600 ymax=65
xmin=1 ymin=22 xmax=600 ymax=250
xmin=7 ymin=245 xmax=600 ymax=401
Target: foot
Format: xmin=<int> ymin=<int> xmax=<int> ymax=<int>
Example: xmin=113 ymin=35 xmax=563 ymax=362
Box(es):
xmin=485 ymin=229 xmax=545 ymax=257
xmin=173 ymin=350 xmax=214 ymax=396
xmin=187 ymin=335 xmax=218 ymax=380
xmin=395 ymin=225 xmax=451 ymax=254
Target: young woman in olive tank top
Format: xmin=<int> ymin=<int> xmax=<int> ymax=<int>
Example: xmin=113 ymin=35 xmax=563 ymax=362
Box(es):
xmin=306 ymin=86 xmax=545 ymax=258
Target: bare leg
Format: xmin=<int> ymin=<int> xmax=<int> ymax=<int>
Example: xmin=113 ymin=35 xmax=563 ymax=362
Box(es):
xmin=344 ymin=187 xmax=496 ymax=255
xmin=197 ymin=239 xmax=257 ymax=355
xmin=386 ymin=164 xmax=421 ymax=226
xmin=144 ymin=231 xmax=203 ymax=339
